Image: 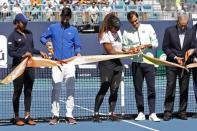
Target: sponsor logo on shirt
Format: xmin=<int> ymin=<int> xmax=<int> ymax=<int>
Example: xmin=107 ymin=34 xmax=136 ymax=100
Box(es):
xmin=68 ymin=32 xmax=72 ymax=35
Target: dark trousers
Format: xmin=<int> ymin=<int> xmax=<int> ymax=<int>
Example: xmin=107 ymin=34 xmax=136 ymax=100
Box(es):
xmin=192 ymin=68 xmax=197 ymax=103
xmin=132 ymin=62 xmax=156 ymax=114
xmin=13 ymin=67 xmax=35 ymax=115
xmin=164 ymin=67 xmax=190 ymax=113
xmin=94 ymin=60 xmax=122 ymax=113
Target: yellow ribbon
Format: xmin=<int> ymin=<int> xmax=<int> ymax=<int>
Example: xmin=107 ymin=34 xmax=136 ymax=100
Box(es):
xmin=1 ymin=53 xmax=196 ymax=85
xmin=142 ymin=54 xmax=189 ymax=71
xmin=0 ymin=54 xmax=135 ymax=84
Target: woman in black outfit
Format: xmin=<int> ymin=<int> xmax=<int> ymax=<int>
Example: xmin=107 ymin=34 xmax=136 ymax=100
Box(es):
xmin=92 ymin=13 xmax=133 ymax=122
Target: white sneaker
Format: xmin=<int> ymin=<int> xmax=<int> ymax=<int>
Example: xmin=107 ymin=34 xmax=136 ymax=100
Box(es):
xmin=135 ymin=112 xmax=145 ymax=121
xmin=149 ymin=113 xmax=160 ymax=122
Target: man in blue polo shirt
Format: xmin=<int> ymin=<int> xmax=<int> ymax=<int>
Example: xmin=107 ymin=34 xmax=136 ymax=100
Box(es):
xmin=40 ymin=7 xmax=81 ymax=125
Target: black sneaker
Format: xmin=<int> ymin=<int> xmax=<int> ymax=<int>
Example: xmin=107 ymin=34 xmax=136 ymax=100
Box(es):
xmin=92 ymin=114 xmax=102 ymax=122
xmin=49 ymin=116 xmax=59 ymax=125
xmin=65 ymin=117 xmax=77 ymax=125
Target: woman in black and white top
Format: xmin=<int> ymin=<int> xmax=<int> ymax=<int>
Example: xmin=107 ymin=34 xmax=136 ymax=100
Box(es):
xmin=93 ymin=13 xmax=136 ymax=122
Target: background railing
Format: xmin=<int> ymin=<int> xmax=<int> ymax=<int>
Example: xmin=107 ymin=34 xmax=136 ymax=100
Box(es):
xmin=0 ymin=10 xmax=195 ymax=23
xmin=1 ymin=3 xmax=197 ymax=22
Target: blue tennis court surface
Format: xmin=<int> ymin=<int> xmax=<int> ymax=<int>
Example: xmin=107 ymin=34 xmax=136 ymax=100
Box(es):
xmin=0 ymin=67 xmax=197 ymax=131
xmin=0 ymin=118 xmax=197 ymax=131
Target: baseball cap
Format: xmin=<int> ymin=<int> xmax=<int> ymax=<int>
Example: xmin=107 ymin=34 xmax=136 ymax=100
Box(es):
xmin=13 ymin=13 xmax=29 ymax=24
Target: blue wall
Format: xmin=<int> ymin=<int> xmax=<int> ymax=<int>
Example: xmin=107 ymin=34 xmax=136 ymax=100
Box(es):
xmin=0 ymin=21 xmax=193 ymax=64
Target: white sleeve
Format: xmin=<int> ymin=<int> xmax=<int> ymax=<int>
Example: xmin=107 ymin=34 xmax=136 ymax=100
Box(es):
xmin=122 ymin=30 xmax=129 ymax=49
xmin=99 ymin=33 xmax=110 ymax=44
xmin=148 ymin=25 xmax=158 ymax=48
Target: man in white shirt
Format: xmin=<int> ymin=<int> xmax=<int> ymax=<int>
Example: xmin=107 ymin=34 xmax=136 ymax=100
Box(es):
xmin=122 ymin=11 xmax=160 ymax=122
xmin=21 ymin=0 xmax=31 ymax=5
xmin=0 ymin=0 xmax=9 ymax=6
xmin=101 ymin=2 xmax=112 ymax=19
xmin=45 ymin=2 xmax=54 ymax=21
xmin=13 ymin=2 xmax=23 ymax=15
xmin=86 ymin=2 xmax=99 ymax=24
xmin=1 ymin=2 xmax=9 ymax=21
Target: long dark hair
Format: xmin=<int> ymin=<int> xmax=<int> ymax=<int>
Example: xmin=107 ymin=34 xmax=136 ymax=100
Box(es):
xmin=98 ymin=13 xmax=121 ymax=40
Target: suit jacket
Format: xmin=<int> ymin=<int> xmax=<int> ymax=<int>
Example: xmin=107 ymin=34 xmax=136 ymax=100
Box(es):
xmin=162 ymin=25 xmax=194 ymax=64
xmin=191 ymin=24 xmax=197 ymax=56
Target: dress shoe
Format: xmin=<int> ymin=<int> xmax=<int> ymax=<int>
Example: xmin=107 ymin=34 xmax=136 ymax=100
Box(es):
xmin=178 ymin=112 xmax=187 ymax=120
xmin=192 ymin=113 xmax=197 ymax=118
xmin=163 ymin=111 xmax=172 ymax=121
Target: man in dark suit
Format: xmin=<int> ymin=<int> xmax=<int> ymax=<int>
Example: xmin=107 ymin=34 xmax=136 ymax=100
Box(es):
xmin=162 ymin=12 xmax=195 ymax=121
xmin=190 ymin=23 xmax=197 ymax=118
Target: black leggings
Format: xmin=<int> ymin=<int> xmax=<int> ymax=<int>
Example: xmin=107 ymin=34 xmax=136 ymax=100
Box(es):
xmin=94 ymin=59 xmax=122 ymax=113
xmin=13 ymin=68 xmax=35 ymax=115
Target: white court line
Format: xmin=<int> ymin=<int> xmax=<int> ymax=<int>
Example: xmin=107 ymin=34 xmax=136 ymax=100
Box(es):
xmin=60 ymin=99 xmax=159 ymax=131
xmin=121 ymin=120 xmax=159 ymax=131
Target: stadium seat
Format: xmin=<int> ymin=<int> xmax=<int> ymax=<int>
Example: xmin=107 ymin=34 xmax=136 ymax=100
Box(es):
xmin=186 ymin=0 xmax=196 ymax=4
xmin=114 ymin=5 xmax=124 ymax=10
xmin=112 ymin=4 xmax=126 ymax=21
xmin=126 ymin=5 xmax=138 ymax=12
xmin=141 ymin=4 xmax=153 ymax=13
xmin=141 ymin=4 xmax=156 ymax=20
